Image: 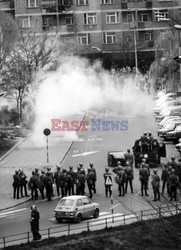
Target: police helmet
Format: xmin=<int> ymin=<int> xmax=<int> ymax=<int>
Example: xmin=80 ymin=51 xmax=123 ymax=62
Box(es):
xmin=31 ymin=204 xmax=37 ymax=210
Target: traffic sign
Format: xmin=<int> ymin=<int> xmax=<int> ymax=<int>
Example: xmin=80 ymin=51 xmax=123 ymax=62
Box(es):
xmin=43 ymin=128 xmax=51 ymax=136
xmin=105 ymin=175 xmax=113 ymax=185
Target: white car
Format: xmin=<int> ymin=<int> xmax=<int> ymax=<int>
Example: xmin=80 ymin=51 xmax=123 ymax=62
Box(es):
xmin=158 ymin=116 xmax=181 ymax=129
xmin=54 ymin=195 xmax=100 ymax=223
xmin=158 ymin=117 xmax=181 ymax=130
xmin=154 ymin=99 xmax=181 ymax=114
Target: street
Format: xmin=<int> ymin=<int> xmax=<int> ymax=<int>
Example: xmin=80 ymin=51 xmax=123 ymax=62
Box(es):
xmin=1 ymin=103 xmax=179 ymax=241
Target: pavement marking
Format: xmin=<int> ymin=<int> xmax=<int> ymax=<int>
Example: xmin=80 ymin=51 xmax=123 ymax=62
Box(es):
xmin=48 ymin=212 xmax=111 ymax=221
xmin=0 ymin=208 xmax=29 ymax=218
xmin=72 ymin=151 xmax=100 ymax=157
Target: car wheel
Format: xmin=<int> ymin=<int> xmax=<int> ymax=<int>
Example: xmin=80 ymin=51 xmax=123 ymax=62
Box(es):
xmin=57 ymin=218 xmax=62 ymax=223
xmin=76 ymin=214 xmax=82 ymax=223
xmin=93 ymin=208 xmax=99 ymax=218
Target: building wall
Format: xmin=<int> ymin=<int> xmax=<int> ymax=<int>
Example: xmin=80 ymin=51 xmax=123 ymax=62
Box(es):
xmin=1 ymin=0 xmax=181 ymax=68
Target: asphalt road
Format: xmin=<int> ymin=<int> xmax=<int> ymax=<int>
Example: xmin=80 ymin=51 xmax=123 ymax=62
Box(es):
xmin=0 ymin=109 xmax=170 ymax=240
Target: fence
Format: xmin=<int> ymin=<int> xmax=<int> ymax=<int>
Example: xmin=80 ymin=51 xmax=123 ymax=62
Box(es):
xmin=0 ymin=204 xmax=181 ymax=249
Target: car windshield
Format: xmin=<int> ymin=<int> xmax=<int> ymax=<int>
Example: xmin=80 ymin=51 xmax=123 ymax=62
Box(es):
xmin=59 ymin=199 xmax=74 ymax=207
xmin=165 ymin=123 xmax=175 ymax=130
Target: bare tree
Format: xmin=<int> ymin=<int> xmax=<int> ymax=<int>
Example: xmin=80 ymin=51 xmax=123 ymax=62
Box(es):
xmin=1 ymin=29 xmax=57 ymax=124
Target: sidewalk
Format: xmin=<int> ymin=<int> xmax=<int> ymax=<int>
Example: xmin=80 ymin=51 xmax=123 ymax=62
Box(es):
xmin=0 ymin=133 xmax=73 ymax=211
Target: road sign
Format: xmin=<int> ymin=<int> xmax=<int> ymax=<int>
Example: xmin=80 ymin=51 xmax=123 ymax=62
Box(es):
xmin=43 ymin=128 xmax=51 ymax=136
xmin=105 ymin=175 xmax=113 ymax=185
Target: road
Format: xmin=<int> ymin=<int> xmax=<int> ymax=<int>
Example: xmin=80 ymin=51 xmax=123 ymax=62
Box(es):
xmin=1 ymin=108 xmax=172 ymax=242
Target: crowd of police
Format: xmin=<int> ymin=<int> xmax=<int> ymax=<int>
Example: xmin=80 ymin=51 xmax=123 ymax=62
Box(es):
xmin=12 ymin=163 xmax=97 ymax=201
xmin=12 ymin=154 xmax=181 ymax=203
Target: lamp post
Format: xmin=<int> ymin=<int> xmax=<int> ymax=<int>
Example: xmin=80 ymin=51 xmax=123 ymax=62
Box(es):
xmin=128 ymin=8 xmax=138 ymax=75
xmin=174 ymin=24 xmax=181 ymax=91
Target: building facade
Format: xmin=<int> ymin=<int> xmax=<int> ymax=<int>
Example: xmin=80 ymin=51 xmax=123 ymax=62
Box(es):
xmin=1 ymin=0 xmax=181 ymax=69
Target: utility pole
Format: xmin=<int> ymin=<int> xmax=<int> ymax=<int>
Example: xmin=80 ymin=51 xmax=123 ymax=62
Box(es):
xmin=174 ymin=25 xmax=181 ymax=91
xmin=56 ymin=0 xmax=59 ymax=53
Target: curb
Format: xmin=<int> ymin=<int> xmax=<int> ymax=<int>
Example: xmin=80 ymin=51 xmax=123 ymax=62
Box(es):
xmin=0 ymin=134 xmax=31 ymax=162
xmin=0 ymin=115 xmax=86 ymax=211
xmin=0 ymin=198 xmax=32 ymax=212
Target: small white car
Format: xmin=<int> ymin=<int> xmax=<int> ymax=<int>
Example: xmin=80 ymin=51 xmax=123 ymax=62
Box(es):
xmin=54 ymin=195 xmax=100 ymax=223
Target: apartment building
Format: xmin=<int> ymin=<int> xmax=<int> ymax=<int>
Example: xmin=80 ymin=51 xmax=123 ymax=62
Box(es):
xmin=1 ymin=0 xmax=181 ymax=69
xmin=0 ymin=0 xmax=14 ymax=16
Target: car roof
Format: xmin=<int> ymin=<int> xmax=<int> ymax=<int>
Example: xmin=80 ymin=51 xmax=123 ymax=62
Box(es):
xmin=61 ymin=195 xmax=88 ymax=200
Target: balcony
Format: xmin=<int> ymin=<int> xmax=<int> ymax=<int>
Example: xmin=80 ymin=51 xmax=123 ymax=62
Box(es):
xmin=41 ymin=0 xmax=73 ymax=11
xmin=42 ymin=25 xmax=74 ymax=33
xmin=0 ymin=0 xmax=14 ymax=10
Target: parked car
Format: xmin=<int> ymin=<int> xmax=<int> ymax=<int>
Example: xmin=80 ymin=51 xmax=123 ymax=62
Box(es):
xmin=164 ymin=125 xmax=181 ymax=141
xmin=54 ymin=195 xmax=100 ymax=223
xmin=158 ymin=120 xmax=181 ymax=137
xmin=175 ymin=138 xmax=181 ymax=151
xmin=154 ymin=99 xmax=181 ymax=114
xmin=155 ymin=107 xmax=181 ymax=122
xmin=158 ymin=116 xmax=181 ymax=129
xmin=155 ymin=93 xmax=178 ymax=106
xmin=107 ymin=151 xmax=126 ymax=167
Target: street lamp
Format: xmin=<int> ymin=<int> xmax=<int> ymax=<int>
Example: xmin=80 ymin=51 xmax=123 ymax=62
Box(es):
xmin=128 ymin=8 xmax=138 ymax=75
xmin=174 ymin=24 xmax=181 ymax=90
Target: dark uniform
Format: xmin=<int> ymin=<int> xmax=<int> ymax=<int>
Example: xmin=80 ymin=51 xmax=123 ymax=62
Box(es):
xmin=30 ymin=205 xmax=41 ymax=241
xmin=125 ymin=149 xmax=134 ymax=169
xmin=161 ymin=164 xmax=168 ymax=194
xmin=19 ymin=169 xmax=29 ymax=198
xmin=54 ymin=166 xmax=61 ymax=197
xmin=139 ymin=165 xmax=149 ymax=196
xmin=58 ymin=170 xmax=65 ymax=198
xmin=13 ymin=170 xmax=21 ymax=199
xmin=116 ymin=167 xmax=127 ymax=196
xmin=89 ymin=163 xmax=97 ymax=193
xmin=28 ymin=171 xmax=39 ymax=200
xmin=67 ymin=166 xmax=75 ymax=196
xmin=39 ymin=170 xmax=45 ymax=199
xmin=87 ymin=168 xmax=96 ymax=198
xmin=170 ymin=170 xmax=180 ymax=202
xmin=76 ymin=169 xmax=86 ymax=195
xmin=125 ymin=164 xmax=134 ymax=193
xmin=151 ymin=169 xmax=160 ymax=201
xmin=44 ymin=172 xmax=53 ymax=201
xmin=63 ymin=169 xmax=69 ymax=197
xmin=103 ymin=167 xmax=113 ymax=197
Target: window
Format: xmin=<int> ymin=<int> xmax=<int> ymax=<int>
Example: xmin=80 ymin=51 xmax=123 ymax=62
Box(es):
xmin=19 ymin=16 xmax=31 ymax=28
xmin=139 ymin=14 xmax=149 ymax=22
xmin=124 ymin=33 xmax=134 ymax=42
xmin=145 ymin=33 xmax=153 ymax=41
xmin=106 ymin=12 xmax=120 ymax=24
xmin=66 ymin=17 xmax=74 ymax=25
xmin=60 ymin=0 xmax=73 ymax=5
xmin=84 ymin=13 xmax=97 ymax=25
xmin=82 ymin=198 xmax=91 ymax=205
xmin=103 ymin=32 xmax=115 ymax=44
xmin=26 ymin=0 xmax=39 ymax=8
xmin=77 ymin=199 xmax=83 ymax=206
xmin=127 ymin=14 xmax=134 ymax=23
xmin=43 ymin=18 xmax=56 ymax=26
xmin=78 ymin=33 xmax=90 ymax=45
xmin=155 ymin=9 xmax=168 ymax=21
xmin=100 ymin=0 xmax=114 ymax=4
xmin=75 ymin=0 xmax=88 ymax=5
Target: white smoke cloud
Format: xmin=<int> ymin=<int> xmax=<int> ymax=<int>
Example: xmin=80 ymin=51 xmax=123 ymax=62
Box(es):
xmin=30 ymin=56 xmax=153 ymax=144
